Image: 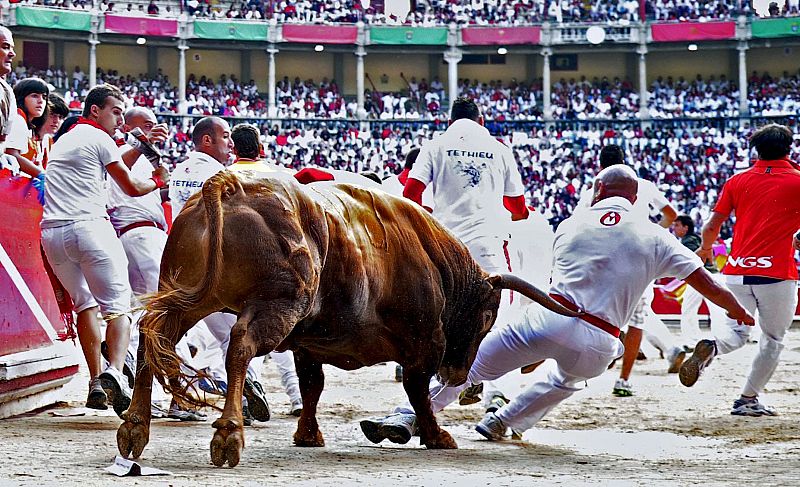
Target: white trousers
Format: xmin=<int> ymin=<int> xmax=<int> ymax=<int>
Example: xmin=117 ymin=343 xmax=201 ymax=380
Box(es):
xmin=119 ymin=226 xmax=168 ymax=297
xmin=679 ymin=273 xmax=727 ymax=344
xmin=396 ymin=304 xmax=623 ymax=433
xmin=269 ymin=350 xmax=301 ymax=404
xmin=714 ymin=279 xmax=797 ymax=397
xmin=629 ymin=286 xmax=680 ymax=354
xmin=203 ymin=312 xmax=262 ymax=383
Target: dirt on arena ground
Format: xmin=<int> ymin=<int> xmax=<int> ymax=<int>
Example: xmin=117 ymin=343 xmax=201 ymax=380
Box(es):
xmin=2 ymin=328 xmax=800 ymax=486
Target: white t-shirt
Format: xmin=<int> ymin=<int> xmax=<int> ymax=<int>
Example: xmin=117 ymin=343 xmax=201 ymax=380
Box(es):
xmin=107 ymin=148 xmax=166 ymax=231
xmin=41 ymin=123 xmax=123 ymax=228
xmin=5 ymin=111 xmax=30 ymax=153
xmin=551 ymin=196 xmax=702 ymax=329
xmin=168 ymin=150 xmax=226 ymax=222
xmin=409 ymin=119 xmax=525 ymax=242
xmin=578 ymin=176 xmax=669 ymax=221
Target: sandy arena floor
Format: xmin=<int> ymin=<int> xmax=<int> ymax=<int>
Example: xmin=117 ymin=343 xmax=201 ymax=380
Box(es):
xmin=2 ymin=328 xmax=799 ymax=486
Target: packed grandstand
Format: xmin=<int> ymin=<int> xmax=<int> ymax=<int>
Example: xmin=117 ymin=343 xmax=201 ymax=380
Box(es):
xmin=3 ymin=1 xmax=800 ymax=231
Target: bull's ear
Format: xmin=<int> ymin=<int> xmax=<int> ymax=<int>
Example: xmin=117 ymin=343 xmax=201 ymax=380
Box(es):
xmin=486 ymin=273 xmax=503 ymax=289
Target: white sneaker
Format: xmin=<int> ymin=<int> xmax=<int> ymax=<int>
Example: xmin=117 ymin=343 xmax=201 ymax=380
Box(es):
xmin=99 ymin=366 xmax=132 ymax=418
xmin=612 ymin=378 xmax=633 ymax=397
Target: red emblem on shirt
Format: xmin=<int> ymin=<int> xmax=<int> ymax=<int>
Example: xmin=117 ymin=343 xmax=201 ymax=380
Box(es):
xmin=600 ymin=211 xmax=621 ymax=226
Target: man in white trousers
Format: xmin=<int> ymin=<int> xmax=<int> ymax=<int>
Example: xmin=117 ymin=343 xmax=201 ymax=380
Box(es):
xmin=360 ymin=165 xmax=753 ymax=444
xmin=577 ymin=144 xmax=684 ymax=396
xmin=403 ymin=97 xmax=529 ymax=411
xmin=168 ymin=117 xmax=271 ymax=424
xmin=680 ymin=124 xmax=800 ymax=417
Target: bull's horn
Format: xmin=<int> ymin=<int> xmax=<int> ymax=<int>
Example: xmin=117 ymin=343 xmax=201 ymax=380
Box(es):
xmin=491 ymin=274 xmax=581 ymax=318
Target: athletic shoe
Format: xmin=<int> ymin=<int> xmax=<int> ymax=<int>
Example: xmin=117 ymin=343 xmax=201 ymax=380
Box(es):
xmin=360 ymin=413 xmax=417 ymax=444
xmin=394 ymin=364 xmax=403 ymax=383
xmin=458 ymin=382 xmax=484 ymax=406
xmin=666 ymin=346 xmax=687 ymax=374
xmin=243 ymin=378 xmax=271 ymax=422
xmin=475 ymin=412 xmax=508 ymax=441
xmin=731 ymin=397 xmax=777 ymax=417
xmin=612 ymin=378 xmax=634 ymax=397
xmin=289 ymin=398 xmax=303 ymax=417
xmin=167 ymin=402 xmax=207 ymax=421
xmin=197 ymin=376 xmax=227 ymax=396
xmin=86 ymin=378 xmax=108 ymax=410
xmin=99 ymin=366 xmax=132 ymax=417
xmin=100 ymin=341 xmax=136 ymax=389
xmin=485 ymin=395 xmax=509 ymax=414
xmin=242 ymin=405 xmax=254 ymax=427
xmin=679 ymin=339 xmax=717 ymax=387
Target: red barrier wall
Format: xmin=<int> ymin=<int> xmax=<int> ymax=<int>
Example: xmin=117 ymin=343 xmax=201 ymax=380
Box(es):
xmin=0 ymin=170 xmax=66 ymax=356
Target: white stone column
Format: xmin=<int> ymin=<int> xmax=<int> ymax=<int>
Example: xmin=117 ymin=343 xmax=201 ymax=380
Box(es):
xmin=541 ymin=47 xmax=552 ymax=121
xmin=178 ymin=40 xmax=188 ymax=114
xmin=88 ymin=33 xmax=99 ymax=87
xmin=356 ymin=45 xmax=366 ymax=120
xmin=267 ymin=44 xmax=277 ymax=117
xmin=738 ymin=41 xmax=748 ymax=116
xmin=637 ymin=44 xmax=648 ymax=120
xmin=444 ymin=47 xmax=462 ymax=113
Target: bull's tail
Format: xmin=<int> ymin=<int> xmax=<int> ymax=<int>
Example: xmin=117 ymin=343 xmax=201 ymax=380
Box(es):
xmin=139 ymin=171 xmax=243 ymax=410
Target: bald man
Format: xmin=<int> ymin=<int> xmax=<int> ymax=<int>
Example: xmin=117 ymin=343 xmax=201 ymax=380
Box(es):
xmin=361 ymin=165 xmax=753 ymax=445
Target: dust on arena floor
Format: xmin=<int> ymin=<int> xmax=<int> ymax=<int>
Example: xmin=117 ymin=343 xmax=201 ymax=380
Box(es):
xmin=1 ymin=329 xmax=799 ymax=486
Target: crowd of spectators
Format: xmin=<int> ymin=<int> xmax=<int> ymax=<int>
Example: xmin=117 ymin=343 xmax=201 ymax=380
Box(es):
xmin=12 ymin=0 xmax=800 ymax=23
xmin=9 ymin=63 xmax=800 ymax=123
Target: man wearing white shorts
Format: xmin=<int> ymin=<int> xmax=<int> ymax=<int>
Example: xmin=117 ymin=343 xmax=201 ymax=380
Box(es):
xmin=40 ymin=84 xmax=170 ymax=416
xmin=360 ymin=166 xmax=752 ymax=444
xmin=681 ymin=124 xmax=800 ymax=417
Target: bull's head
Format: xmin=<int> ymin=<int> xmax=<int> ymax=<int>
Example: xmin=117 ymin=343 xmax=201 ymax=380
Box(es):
xmin=437 ymin=274 xmax=580 ymax=387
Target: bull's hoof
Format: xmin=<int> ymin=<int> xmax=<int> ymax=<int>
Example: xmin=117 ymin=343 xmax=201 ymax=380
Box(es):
xmin=117 ymin=419 xmax=150 ymax=458
xmin=210 ymin=418 xmax=245 ymax=467
xmin=423 ymin=430 xmax=458 ymax=450
xmin=293 ymin=428 xmax=325 ymax=447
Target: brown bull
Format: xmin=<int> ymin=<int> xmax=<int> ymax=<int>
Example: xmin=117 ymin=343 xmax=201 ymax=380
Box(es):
xmin=116 ymin=171 xmax=576 ymax=467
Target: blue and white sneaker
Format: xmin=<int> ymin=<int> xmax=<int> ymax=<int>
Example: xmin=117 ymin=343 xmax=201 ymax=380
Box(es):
xmin=197 ymin=376 xmax=227 ymax=396
xmin=475 ymin=412 xmax=508 ymax=441
xmin=731 ymin=397 xmax=777 ymax=417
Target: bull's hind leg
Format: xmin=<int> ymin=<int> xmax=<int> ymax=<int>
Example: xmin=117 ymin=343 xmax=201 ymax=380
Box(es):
xmin=292 ymin=350 xmax=325 ymax=447
xmin=117 ymin=312 xmax=199 ymax=458
xmin=211 ymin=303 xmax=300 ymax=466
xmin=403 ymin=369 xmax=457 ymax=449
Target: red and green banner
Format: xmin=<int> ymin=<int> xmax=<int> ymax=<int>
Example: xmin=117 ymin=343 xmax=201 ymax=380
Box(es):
xmin=650 ymin=21 xmax=735 ymax=42
xmin=461 ymin=26 xmax=541 ymax=45
xmin=104 ymin=14 xmax=178 ymax=37
xmin=752 ymin=18 xmax=800 ymax=38
xmin=370 ymin=26 xmax=447 ymax=45
xmin=14 ymin=6 xmax=92 ymax=32
xmin=282 ymin=24 xmax=358 ymax=44
xmin=193 ymin=20 xmax=268 ymax=41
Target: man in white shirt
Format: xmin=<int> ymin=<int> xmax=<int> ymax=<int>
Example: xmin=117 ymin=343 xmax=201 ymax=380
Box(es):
xmin=578 ymin=144 xmax=684 ymax=396
xmin=403 ymin=97 xmax=530 ymax=412
xmin=168 ymin=118 xmax=271 ymax=424
xmin=360 ymin=165 xmax=753 ymax=445
xmin=40 ymin=84 xmax=169 ymax=416
xmin=381 ymin=147 xmax=434 ymax=211
xmin=168 ymin=116 xmax=232 ymax=221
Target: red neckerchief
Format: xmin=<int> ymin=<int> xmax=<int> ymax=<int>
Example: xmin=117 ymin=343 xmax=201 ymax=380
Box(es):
xmin=17 ymin=107 xmax=29 ymax=124
xmin=72 ymin=117 xmax=114 ymax=140
xmin=398 ymin=168 xmax=410 ymax=186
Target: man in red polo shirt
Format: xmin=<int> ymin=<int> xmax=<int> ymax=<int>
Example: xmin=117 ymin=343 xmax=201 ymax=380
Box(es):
xmin=680 ymin=123 xmax=800 ymax=417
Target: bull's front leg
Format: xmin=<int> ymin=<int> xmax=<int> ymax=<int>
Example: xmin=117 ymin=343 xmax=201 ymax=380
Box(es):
xmin=292 ymin=349 xmax=325 ymax=447
xmin=403 ymin=369 xmax=457 ymax=449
